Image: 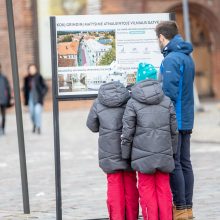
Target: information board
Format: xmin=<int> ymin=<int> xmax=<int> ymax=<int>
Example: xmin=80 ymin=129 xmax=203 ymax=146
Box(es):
xmin=51 ymin=13 xmax=173 ymax=99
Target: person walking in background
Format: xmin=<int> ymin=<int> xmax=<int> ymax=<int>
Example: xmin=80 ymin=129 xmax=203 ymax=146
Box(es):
xmin=121 ymin=65 xmax=178 ymax=220
xmin=155 ymin=21 xmax=195 ymax=220
xmin=0 ymin=63 xmax=12 ymax=135
xmin=23 ymin=64 xmax=48 ymax=134
xmin=87 ymin=81 xmax=139 ymax=220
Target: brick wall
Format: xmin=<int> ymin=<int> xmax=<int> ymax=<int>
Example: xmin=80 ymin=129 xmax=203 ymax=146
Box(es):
xmin=102 ymin=0 xmax=144 ymax=14
xmin=0 ymin=0 xmax=36 ymax=90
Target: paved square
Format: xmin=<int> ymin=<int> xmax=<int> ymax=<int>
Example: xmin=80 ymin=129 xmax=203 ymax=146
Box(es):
xmin=0 ymin=101 xmax=220 ymax=219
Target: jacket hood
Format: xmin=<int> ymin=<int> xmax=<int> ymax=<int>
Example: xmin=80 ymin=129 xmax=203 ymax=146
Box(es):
xmin=162 ymin=34 xmax=193 ymax=57
xmin=98 ymin=81 xmax=130 ymax=107
xmin=131 ymin=80 xmax=164 ymax=104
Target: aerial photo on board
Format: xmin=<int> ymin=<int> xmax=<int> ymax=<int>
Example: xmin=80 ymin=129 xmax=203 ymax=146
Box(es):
xmin=57 ymin=30 xmax=116 ymax=67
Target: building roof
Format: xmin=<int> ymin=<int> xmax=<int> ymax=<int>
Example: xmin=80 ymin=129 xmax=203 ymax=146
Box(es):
xmin=58 ymin=41 xmax=79 ymax=55
xmin=85 ymin=39 xmax=112 ymax=52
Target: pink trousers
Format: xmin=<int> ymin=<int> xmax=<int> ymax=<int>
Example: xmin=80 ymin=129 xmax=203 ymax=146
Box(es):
xmin=138 ymin=171 xmax=172 ymax=220
xmin=107 ymin=171 xmax=139 ymax=220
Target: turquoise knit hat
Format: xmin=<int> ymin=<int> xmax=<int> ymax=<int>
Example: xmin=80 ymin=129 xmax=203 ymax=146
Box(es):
xmin=136 ymin=63 xmax=157 ymax=82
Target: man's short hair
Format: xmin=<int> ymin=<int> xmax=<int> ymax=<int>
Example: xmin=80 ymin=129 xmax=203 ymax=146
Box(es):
xmin=155 ymin=21 xmax=179 ymax=40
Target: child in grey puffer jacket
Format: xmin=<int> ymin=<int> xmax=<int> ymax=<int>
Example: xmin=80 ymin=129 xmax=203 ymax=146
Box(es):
xmin=87 ymin=81 xmax=139 ymax=220
xmin=121 ymin=71 xmax=178 ymax=220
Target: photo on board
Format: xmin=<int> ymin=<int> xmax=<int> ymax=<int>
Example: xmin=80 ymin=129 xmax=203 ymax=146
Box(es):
xmin=57 ymin=30 xmax=116 ymax=67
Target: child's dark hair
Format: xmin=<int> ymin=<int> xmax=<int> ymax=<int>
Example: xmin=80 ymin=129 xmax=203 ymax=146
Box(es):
xmin=155 ymin=21 xmax=179 ymax=40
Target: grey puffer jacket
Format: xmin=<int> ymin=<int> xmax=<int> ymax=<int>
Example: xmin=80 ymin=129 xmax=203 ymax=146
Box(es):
xmin=121 ymin=80 xmax=178 ymax=174
xmin=87 ymin=81 xmax=131 ymax=173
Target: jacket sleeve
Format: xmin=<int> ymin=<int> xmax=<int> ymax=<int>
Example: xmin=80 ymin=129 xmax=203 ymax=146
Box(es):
xmin=2 ymin=76 xmax=11 ymax=107
xmin=169 ymin=101 xmax=178 ymax=154
xmin=86 ymin=100 xmax=99 ymax=132
xmin=39 ymin=75 xmax=48 ymax=98
xmin=121 ymin=100 xmax=136 ymax=159
xmin=23 ymin=76 xmax=29 ymax=106
xmin=161 ymin=57 xmax=181 ymax=105
xmin=5 ymin=77 xmax=11 ymax=104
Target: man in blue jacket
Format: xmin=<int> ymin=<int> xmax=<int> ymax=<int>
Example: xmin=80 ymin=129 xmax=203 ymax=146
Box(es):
xmin=155 ymin=21 xmax=195 ymax=220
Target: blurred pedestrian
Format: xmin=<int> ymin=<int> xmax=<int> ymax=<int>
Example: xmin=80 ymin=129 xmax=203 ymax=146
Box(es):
xmin=87 ymin=81 xmax=139 ymax=220
xmin=121 ymin=66 xmax=178 ymax=220
xmin=23 ymin=64 xmax=48 ymax=134
xmin=156 ymin=21 xmax=195 ymax=220
xmin=0 ymin=63 xmax=12 ymax=135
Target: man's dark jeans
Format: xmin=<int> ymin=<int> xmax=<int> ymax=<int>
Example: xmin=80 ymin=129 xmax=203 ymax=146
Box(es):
xmin=170 ymin=131 xmax=194 ymax=209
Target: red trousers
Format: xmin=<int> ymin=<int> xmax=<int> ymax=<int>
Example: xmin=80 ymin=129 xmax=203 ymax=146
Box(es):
xmin=138 ymin=171 xmax=172 ymax=220
xmin=107 ymin=171 xmax=139 ymax=220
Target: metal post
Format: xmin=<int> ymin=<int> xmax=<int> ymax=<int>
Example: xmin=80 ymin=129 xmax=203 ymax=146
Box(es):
xmin=50 ymin=17 xmax=62 ymax=220
xmin=5 ymin=0 xmax=30 ymax=214
xmin=182 ymin=0 xmax=191 ymax=43
xmin=182 ymin=0 xmax=203 ymax=111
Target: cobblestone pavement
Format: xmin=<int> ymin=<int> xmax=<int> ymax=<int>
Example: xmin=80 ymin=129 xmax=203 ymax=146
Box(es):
xmin=0 ymin=101 xmax=220 ymax=220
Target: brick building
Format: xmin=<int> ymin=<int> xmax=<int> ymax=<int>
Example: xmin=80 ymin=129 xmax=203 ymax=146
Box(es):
xmin=0 ymin=0 xmax=38 ymax=89
xmin=0 ymin=0 xmax=220 ymax=98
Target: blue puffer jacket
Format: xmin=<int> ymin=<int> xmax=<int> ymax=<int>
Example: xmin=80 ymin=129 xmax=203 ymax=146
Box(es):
xmin=160 ymin=34 xmax=195 ymax=130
